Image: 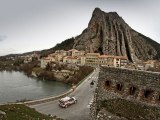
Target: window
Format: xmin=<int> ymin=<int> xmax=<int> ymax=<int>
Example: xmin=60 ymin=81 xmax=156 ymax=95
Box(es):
xmin=105 ymin=81 xmax=111 ymax=87
xmin=144 ymin=90 xmax=153 ymax=98
xmin=129 ymin=86 xmax=136 ymax=95
xmin=117 ymin=83 xmax=123 ymax=91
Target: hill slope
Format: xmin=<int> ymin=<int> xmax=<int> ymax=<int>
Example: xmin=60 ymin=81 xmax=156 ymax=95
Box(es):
xmin=40 ymin=37 xmax=75 ymax=56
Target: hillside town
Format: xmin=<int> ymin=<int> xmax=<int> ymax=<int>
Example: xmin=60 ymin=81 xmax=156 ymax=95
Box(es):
xmin=40 ymin=49 xmax=128 ymax=69
xmin=1 ymin=48 xmax=158 ymax=73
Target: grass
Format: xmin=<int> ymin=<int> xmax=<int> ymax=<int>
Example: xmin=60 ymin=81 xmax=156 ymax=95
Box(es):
xmin=101 ymin=99 xmax=160 ymax=120
xmin=0 ymin=104 xmax=63 ymax=120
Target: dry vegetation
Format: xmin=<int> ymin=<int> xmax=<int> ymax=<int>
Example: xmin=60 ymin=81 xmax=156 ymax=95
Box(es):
xmin=0 ymin=104 xmax=63 ymax=120
xmin=101 ymin=99 xmax=160 ymax=120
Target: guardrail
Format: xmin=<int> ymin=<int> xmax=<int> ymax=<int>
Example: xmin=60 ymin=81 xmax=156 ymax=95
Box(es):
xmin=24 ymin=88 xmax=74 ymax=106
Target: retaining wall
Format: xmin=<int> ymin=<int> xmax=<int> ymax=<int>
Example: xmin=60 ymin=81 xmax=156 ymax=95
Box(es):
xmin=90 ymin=67 xmax=160 ymax=120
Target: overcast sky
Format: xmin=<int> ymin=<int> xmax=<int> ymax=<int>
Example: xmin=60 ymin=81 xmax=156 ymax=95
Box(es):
xmin=0 ymin=0 xmax=160 ymax=56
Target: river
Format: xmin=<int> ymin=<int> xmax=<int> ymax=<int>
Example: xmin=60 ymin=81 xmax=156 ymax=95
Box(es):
xmin=0 ymin=71 xmax=71 ymax=104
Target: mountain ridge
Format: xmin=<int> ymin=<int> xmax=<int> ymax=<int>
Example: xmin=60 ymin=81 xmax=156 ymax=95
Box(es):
xmin=73 ymin=8 xmax=160 ymax=62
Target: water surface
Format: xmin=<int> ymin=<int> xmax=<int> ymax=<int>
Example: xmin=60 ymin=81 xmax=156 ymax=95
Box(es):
xmin=0 ymin=71 xmax=70 ymax=104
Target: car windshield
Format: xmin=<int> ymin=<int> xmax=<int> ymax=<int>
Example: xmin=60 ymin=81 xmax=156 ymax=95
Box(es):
xmin=68 ymin=98 xmax=74 ymax=101
xmin=59 ymin=100 xmax=64 ymax=103
xmin=60 ymin=97 xmax=70 ymax=101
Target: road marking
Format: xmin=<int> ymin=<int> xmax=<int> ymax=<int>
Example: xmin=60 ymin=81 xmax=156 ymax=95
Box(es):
xmin=89 ymin=76 xmax=98 ymax=79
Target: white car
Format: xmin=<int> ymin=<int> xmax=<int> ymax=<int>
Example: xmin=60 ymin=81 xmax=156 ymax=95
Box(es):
xmin=59 ymin=96 xmax=77 ymax=108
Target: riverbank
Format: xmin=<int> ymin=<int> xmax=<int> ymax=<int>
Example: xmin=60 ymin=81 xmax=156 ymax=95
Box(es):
xmin=32 ymin=65 xmax=94 ymax=85
xmin=0 ymin=59 xmax=94 ymax=85
xmin=0 ymin=71 xmax=71 ymax=104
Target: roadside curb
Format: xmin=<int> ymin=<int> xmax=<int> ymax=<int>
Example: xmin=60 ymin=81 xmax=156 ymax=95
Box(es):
xmin=24 ymin=88 xmax=74 ymax=106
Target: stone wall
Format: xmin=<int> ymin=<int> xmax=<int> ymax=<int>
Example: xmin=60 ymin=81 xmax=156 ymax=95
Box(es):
xmin=90 ymin=67 xmax=160 ymax=120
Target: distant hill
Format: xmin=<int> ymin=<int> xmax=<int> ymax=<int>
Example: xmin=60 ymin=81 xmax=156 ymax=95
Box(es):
xmin=40 ymin=37 xmax=75 ymax=57
xmin=0 ymin=37 xmax=74 ymax=58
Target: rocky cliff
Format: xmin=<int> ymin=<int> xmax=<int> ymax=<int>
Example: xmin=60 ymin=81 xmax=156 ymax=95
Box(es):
xmin=73 ymin=8 xmax=160 ymax=62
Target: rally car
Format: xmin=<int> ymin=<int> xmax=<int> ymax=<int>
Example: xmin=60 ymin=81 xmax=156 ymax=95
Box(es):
xmin=58 ymin=96 xmax=77 ymax=108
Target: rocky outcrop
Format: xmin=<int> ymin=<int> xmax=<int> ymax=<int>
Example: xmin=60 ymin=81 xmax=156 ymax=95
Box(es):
xmin=73 ymin=8 xmax=160 ymax=62
xmin=53 ymin=70 xmax=74 ymax=82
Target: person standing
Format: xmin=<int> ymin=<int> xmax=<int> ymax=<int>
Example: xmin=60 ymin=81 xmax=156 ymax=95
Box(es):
xmin=90 ymin=80 xmax=94 ymax=88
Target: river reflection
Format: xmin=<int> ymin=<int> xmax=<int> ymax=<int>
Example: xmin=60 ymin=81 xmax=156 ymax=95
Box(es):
xmin=0 ymin=71 xmax=71 ymax=104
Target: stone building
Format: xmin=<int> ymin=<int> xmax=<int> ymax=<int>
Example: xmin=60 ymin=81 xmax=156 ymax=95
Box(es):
xmin=98 ymin=55 xmax=106 ymax=65
xmin=90 ymin=67 xmax=160 ymax=120
xmin=85 ymin=53 xmax=128 ymax=67
xmin=67 ymin=49 xmax=85 ymax=57
xmin=44 ymin=48 xmax=128 ymax=67
xmin=40 ymin=57 xmax=56 ymax=68
xmin=63 ymin=56 xmax=79 ymax=64
xmin=113 ymin=56 xmax=128 ymax=68
xmin=98 ymin=55 xmax=115 ymax=67
xmin=85 ymin=53 xmax=100 ymax=66
xmin=79 ymin=55 xmax=86 ymax=66
xmin=55 ymin=50 xmax=68 ymax=56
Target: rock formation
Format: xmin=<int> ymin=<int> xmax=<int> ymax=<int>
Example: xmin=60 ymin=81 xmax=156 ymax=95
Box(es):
xmin=73 ymin=8 xmax=160 ymax=62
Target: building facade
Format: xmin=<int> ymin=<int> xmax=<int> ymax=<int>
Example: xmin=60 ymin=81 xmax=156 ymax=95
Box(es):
xmin=40 ymin=57 xmax=56 ymax=68
xmin=85 ymin=53 xmax=100 ymax=66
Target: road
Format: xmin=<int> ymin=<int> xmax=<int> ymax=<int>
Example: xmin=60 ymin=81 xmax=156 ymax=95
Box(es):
xmin=29 ymin=68 xmax=99 ymax=120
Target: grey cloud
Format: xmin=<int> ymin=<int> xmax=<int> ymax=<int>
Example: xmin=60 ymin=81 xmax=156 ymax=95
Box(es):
xmin=0 ymin=35 xmax=7 ymax=41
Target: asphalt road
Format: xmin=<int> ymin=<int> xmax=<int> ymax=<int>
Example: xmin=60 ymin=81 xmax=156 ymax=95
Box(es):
xmin=30 ymin=68 xmax=99 ymax=120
